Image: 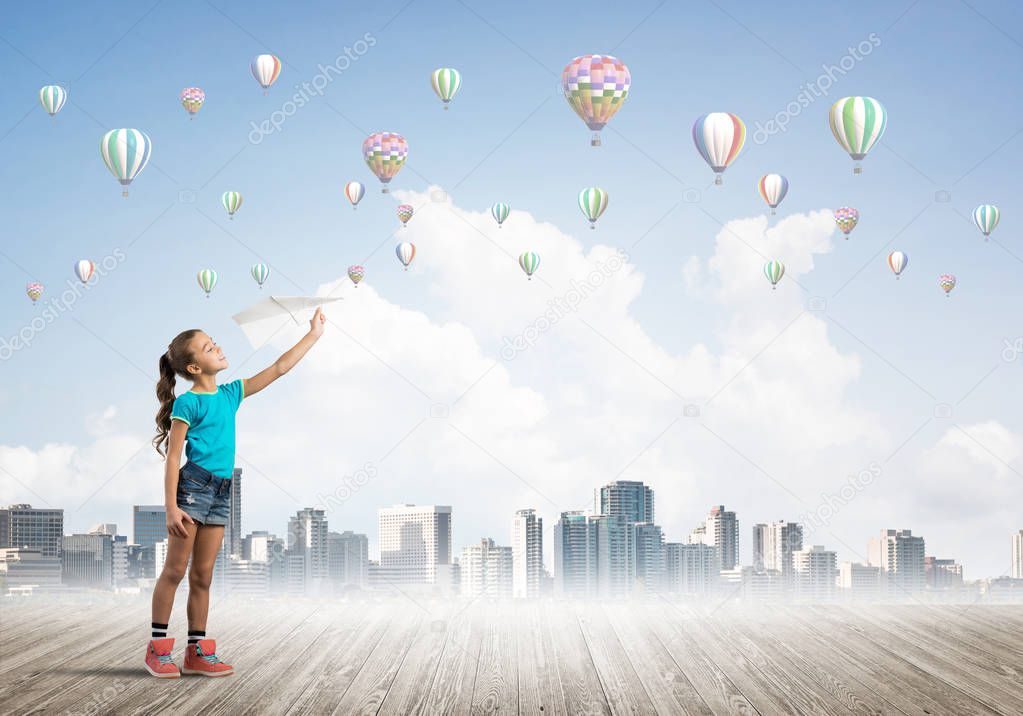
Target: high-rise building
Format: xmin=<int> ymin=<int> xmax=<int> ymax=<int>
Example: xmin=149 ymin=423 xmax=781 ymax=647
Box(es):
xmin=592 ymin=514 xmax=634 ymax=599
xmin=327 ymin=530 xmax=369 ymax=589
xmin=869 ymin=529 xmax=926 ymax=597
xmin=925 ymin=557 xmax=963 ymax=589
xmin=511 ymin=509 xmax=543 ymax=599
xmin=133 ymin=505 xmax=166 ymax=579
xmin=792 ymin=545 xmax=837 ymax=602
xmin=838 ymin=562 xmax=881 ymax=601
xmin=597 ymin=481 xmax=654 ymax=524
xmin=224 ymin=557 xmax=270 ymax=598
xmin=665 ymin=542 xmax=717 ymax=596
xmin=0 ymin=547 xmax=62 ymax=589
xmin=694 ymin=505 xmax=738 ymax=571
xmin=154 ymin=539 xmax=169 ymax=578
xmin=377 ymin=505 xmax=452 ymax=585
xmin=226 ymin=469 xmax=243 ymax=558
xmin=111 ymin=535 xmax=129 ymax=586
xmin=0 ymin=504 xmax=64 ymax=558
xmin=288 ymin=508 xmax=329 ymax=593
xmin=62 ymin=533 xmax=113 ymax=588
xmin=554 ymin=511 xmax=598 ymax=598
xmin=632 ymin=522 xmax=664 ymax=594
xmin=242 ymin=531 xmax=286 ymax=594
xmin=1012 ymin=530 xmax=1023 ymax=580
xmin=752 ymin=521 xmax=803 ymax=580
xmin=461 ymin=538 xmax=513 ymax=598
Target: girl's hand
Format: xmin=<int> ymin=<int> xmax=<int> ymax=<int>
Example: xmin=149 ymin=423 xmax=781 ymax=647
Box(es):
xmin=309 ymin=307 xmax=326 ymax=338
xmin=166 ymin=506 xmax=195 ymax=538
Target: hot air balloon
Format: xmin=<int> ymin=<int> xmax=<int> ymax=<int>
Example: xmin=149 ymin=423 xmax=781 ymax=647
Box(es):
xmin=397 ymin=204 xmax=414 ymax=227
xmin=100 ymin=129 xmax=152 ymax=197
xmin=939 ymin=273 xmax=956 ymax=297
xmin=345 ymin=181 xmax=365 ymax=209
xmin=251 ymin=263 xmax=270 ymax=289
xmin=829 ymin=96 xmax=887 ymax=174
xmin=197 ymin=269 xmax=218 ymax=298
xmin=763 ymin=260 xmax=785 ymax=290
xmin=562 ymin=55 xmax=630 ymax=146
xmin=973 ymin=204 xmax=1000 ymax=241
xmin=578 ymin=187 xmax=608 ymax=229
xmin=180 ymin=87 xmax=205 ymax=118
xmin=251 ymin=54 xmax=282 ymax=94
xmin=363 ymin=132 xmax=408 ymax=193
xmin=757 ymin=174 xmax=789 ymax=214
xmin=887 ymin=251 xmax=908 ymax=279
xmin=519 ymin=251 xmax=540 ymax=280
xmin=222 ymin=191 xmax=243 ymax=220
xmin=26 ymin=282 xmax=43 ymax=304
xmin=491 ymin=202 xmax=510 ymax=229
xmin=74 ymin=260 xmax=95 ymax=284
xmin=693 ymin=113 xmax=746 ymax=185
xmin=431 ymin=68 xmax=461 ymax=109
xmin=834 ymin=207 xmax=859 ymax=238
xmin=396 ymin=242 xmax=416 ymax=271
xmin=39 ymin=85 xmax=67 ymax=117
xmin=348 ymin=265 xmax=365 ymax=287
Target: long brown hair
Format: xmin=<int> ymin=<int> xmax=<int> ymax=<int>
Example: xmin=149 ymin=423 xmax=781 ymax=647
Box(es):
xmin=153 ymin=329 xmax=201 ymax=456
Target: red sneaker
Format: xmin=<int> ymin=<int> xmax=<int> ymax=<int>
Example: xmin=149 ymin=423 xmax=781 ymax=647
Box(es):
xmin=144 ymin=638 xmax=181 ymax=678
xmin=182 ymin=639 xmax=234 ymax=677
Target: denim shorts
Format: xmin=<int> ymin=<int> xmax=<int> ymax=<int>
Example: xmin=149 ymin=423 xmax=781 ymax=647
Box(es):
xmin=176 ymin=461 xmax=231 ymax=526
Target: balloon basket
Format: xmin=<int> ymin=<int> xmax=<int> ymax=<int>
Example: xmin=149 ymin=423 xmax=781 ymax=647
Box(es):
xmin=263 ymin=90 xmax=268 ymax=96
xmin=382 ymin=187 xmax=389 ymax=194
xmin=229 ymin=216 xmax=234 ymax=221
xmin=498 ymin=225 xmax=502 ymax=229
xmin=714 ymin=175 xmax=722 ymax=186
xmin=122 ymin=190 xmax=129 ymax=198
xmin=853 ymin=164 xmax=862 ymax=174
xmin=443 ymin=105 xmax=449 ymax=111
xmin=771 ymin=209 xmax=776 ymax=215
xmin=771 ymin=286 xmax=776 ymax=290
xmin=591 ymin=132 xmax=601 ymax=147
xmin=590 ymin=225 xmax=595 ymax=230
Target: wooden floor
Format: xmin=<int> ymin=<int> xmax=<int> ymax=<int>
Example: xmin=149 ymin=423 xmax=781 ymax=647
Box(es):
xmin=1 ymin=596 xmax=1022 ymax=715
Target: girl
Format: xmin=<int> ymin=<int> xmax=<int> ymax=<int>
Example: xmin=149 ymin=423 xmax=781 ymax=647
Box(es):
xmin=145 ymin=307 xmax=326 ymax=678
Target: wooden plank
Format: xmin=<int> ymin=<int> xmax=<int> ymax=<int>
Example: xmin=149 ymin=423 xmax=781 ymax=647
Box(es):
xmin=422 ymin=599 xmax=486 ymax=714
xmin=575 ymin=603 xmax=657 ymax=715
xmin=515 ymin=600 xmax=568 ymax=716
xmin=914 ymin=605 xmax=1023 ymax=662
xmin=470 ymin=602 xmax=518 ymax=715
xmin=376 ymin=603 xmax=453 ymax=715
xmin=547 ymin=602 xmax=611 ymax=716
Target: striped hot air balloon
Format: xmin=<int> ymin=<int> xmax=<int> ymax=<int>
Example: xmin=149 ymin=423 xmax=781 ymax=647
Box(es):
xmin=491 ymin=202 xmax=510 ymax=229
xmin=348 ymin=265 xmax=365 ymax=287
xmin=397 ymin=204 xmax=414 ymax=227
xmin=251 ymin=263 xmax=270 ymax=289
xmin=887 ymin=251 xmax=908 ymax=280
xmin=180 ymin=87 xmax=205 ymax=118
xmin=939 ymin=273 xmax=956 ymax=297
xmin=26 ymin=282 xmax=44 ymax=304
xmin=396 ymin=242 xmax=416 ymax=271
xmin=251 ymin=54 xmax=282 ymax=93
xmin=578 ymin=187 xmax=608 ymax=229
xmin=39 ymin=85 xmax=67 ymax=117
xmin=829 ymin=96 xmax=887 ymax=174
xmin=100 ymin=129 xmax=152 ymax=197
xmin=344 ymin=181 xmax=365 ymax=209
xmin=430 ymin=68 xmax=462 ymax=109
xmin=74 ymin=260 xmax=95 ymax=284
xmin=562 ymin=55 xmax=630 ymax=146
xmin=693 ymin=113 xmax=746 ymax=185
xmin=973 ymin=204 xmax=1000 ymax=241
xmin=222 ymin=191 xmax=243 ymax=219
xmin=763 ymin=260 xmax=785 ymax=290
xmin=363 ymin=132 xmax=408 ymax=193
xmin=757 ymin=174 xmax=789 ymax=214
xmin=197 ymin=269 xmax=218 ymax=298
xmin=834 ymin=207 xmax=859 ymax=238
xmin=519 ymin=251 xmax=540 ymax=280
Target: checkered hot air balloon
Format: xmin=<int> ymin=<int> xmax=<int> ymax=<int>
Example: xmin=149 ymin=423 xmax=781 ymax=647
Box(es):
xmin=39 ymin=85 xmax=67 ymax=117
xmin=197 ymin=269 xmax=218 ymax=298
xmin=348 ymin=265 xmax=365 ymax=287
xmin=100 ymin=129 xmax=152 ymax=197
xmin=397 ymin=204 xmax=414 ymax=227
xmin=693 ymin=113 xmax=746 ymax=185
xmin=491 ymin=202 xmax=510 ymax=229
xmin=345 ymin=181 xmax=365 ymax=209
xmin=26 ymin=282 xmax=44 ymax=304
xmin=180 ymin=87 xmax=205 ymax=118
xmin=562 ymin=55 xmax=630 ymax=146
xmin=363 ymin=132 xmax=408 ymax=193
xmin=887 ymin=251 xmax=908 ymax=280
xmin=939 ymin=273 xmax=956 ymax=297
xmin=251 ymin=54 xmax=282 ymax=94
xmin=763 ymin=260 xmax=785 ymax=290
xmin=973 ymin=204 xmax=1000 ymax=241
xmin=834 ymin=207 xmax=859 ymax=238
xmin=430 ymin=68 xmax=461 ymax=109
xmin=222 ymin=191 xmax=243 ymax=220
xmin=829 ymin=97 xmax=887 ymax=174
xmin=396 ymin=242 xmax=416 ymax=271
xmin=757 ymin=174 xmax=789 ymax=214
xmin=519 ymin=251 xmax=540 ymax=280
xmin=250 ymin=263 xmax=270 ymax=289
xmin=74 ymin=260 xmax=95 ymax=284
xmin=578 ymin=187 xmax=608 ymax=229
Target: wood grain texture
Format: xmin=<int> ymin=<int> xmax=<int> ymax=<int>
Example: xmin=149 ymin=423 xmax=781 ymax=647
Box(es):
xmin=1 ymin=598 xmax=1021 ymax=715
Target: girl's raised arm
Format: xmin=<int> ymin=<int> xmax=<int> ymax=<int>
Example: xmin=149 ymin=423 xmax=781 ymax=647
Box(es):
xmin=244 ymin=307 xmax=326 ymax=398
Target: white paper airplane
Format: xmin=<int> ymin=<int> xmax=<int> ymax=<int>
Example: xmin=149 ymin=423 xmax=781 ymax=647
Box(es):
xmin=232 ymin=295 xmax=341 ymax=348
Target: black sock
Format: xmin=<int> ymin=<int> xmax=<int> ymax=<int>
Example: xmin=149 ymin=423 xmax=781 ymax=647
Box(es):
xmin=188 ymin=629 xmax=206 ymax=647
xmin=151 ymin=622 xmax=168 ymax=639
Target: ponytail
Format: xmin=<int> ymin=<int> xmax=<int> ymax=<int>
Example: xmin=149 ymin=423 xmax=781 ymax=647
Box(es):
xmin=153 ymin=329 xmax=201 ymax=456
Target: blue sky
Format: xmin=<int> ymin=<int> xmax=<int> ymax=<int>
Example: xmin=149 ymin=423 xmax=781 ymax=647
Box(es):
xmin=1 ymin=0 xmax=1021 ymax=577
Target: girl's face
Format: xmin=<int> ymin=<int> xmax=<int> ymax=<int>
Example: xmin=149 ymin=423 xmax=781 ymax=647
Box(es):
xmin=186 ymin=331 xmax=228 ymax=375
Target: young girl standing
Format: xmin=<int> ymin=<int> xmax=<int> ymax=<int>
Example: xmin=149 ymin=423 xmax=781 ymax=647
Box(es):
xmin=145 ymin=307 xmax=326 ymax=678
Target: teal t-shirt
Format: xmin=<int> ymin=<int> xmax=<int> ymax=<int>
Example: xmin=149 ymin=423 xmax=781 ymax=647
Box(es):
xmin=170 ymin=379 xmax=245 ymax=478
